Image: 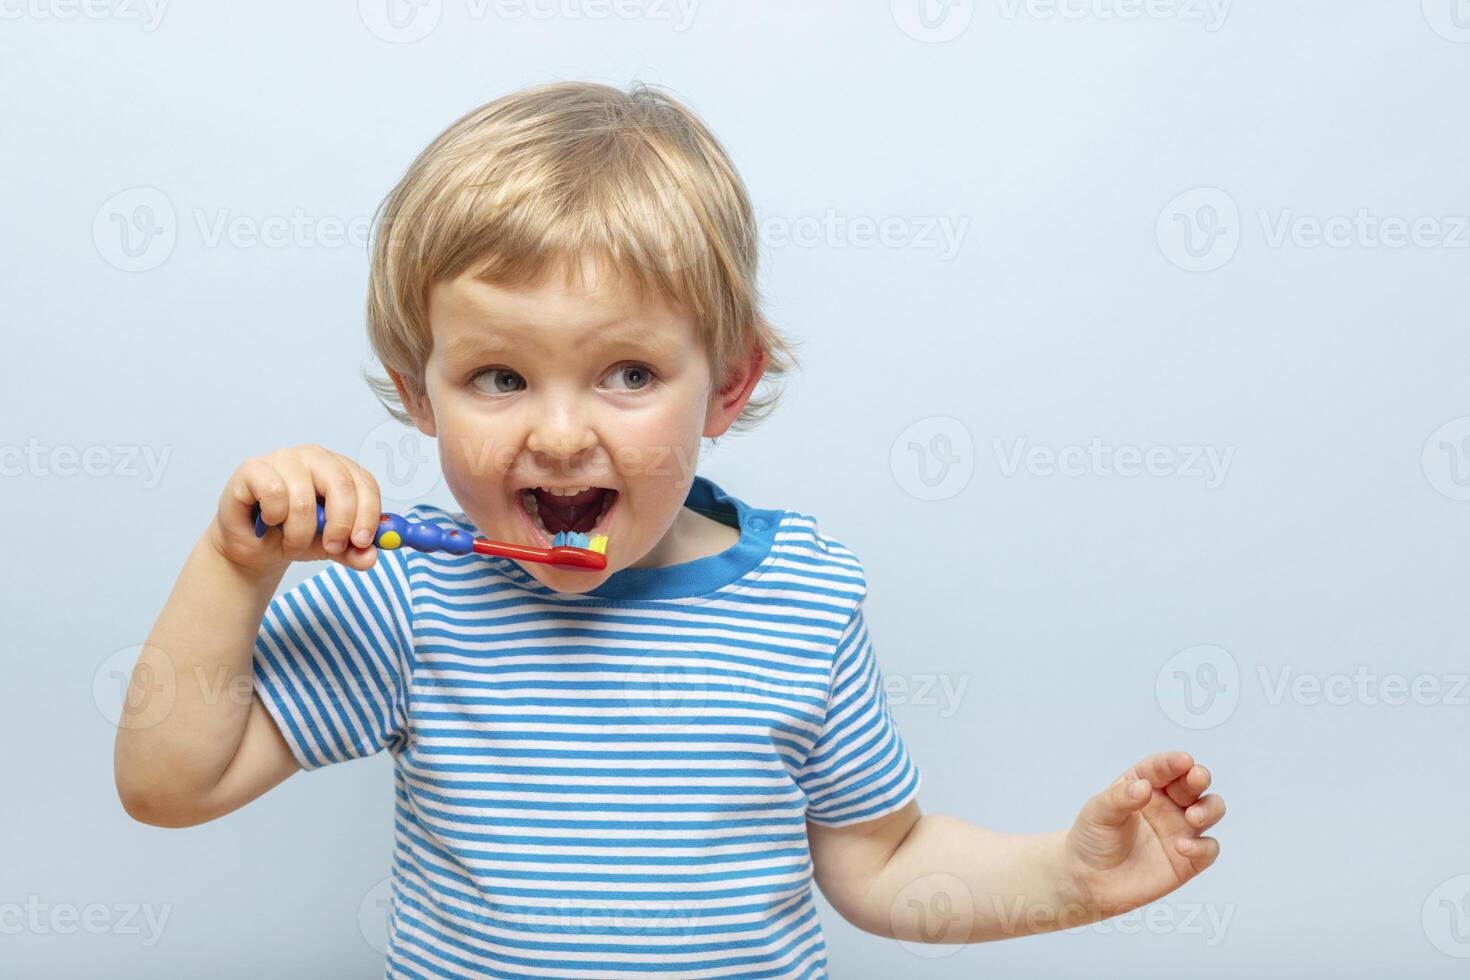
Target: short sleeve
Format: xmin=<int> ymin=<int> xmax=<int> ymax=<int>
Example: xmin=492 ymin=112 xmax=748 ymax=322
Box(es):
xmin=796 ymin=604 xmax=923 ymax=827
xmin=252 ymin=546 xmax=415 ymax=771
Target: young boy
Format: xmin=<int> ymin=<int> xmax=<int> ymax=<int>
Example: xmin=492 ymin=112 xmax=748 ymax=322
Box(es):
xmin=114 ymin=81 xmax=1225 ymax=978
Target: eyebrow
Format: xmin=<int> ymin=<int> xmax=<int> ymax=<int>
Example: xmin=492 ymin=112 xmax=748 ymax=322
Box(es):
xmin=442 ymin=321 xmax=680 ymax=362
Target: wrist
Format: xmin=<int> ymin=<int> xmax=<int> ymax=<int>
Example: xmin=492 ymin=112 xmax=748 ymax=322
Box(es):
xmin=201 ymin=525 xmax=286 ymax=592
xmin=1047 ymin=829 xmax=1092 ymax=915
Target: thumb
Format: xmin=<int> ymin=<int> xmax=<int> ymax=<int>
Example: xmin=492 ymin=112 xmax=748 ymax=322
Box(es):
xmin=1079 ymin=775 xmax=1152 ymax=830
xmin=328 ymin=543 xmax=380 ymax=573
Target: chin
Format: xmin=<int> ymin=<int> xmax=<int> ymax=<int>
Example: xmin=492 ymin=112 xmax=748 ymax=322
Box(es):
xmin=523 ymin=560 xmax=614 ymax=593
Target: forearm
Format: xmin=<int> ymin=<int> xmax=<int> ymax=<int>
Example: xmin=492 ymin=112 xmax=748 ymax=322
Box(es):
xmin=859 ymin=813 xmax=1083 ymax=944
xmin=113 ymin=530 xmax=284 ymax=818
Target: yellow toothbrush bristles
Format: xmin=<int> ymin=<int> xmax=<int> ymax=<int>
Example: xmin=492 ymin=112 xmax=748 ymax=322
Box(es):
xmin=588 ymin=534 xmax=608 ymax=554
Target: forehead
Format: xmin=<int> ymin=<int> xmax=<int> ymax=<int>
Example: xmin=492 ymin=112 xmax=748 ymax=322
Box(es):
xmin=427 ymin=260 xmax=697 ymax=361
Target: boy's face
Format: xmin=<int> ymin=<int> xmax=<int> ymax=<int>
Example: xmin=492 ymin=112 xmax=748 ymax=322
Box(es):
xmin=394 ymin=254 xmax=762 ymax=592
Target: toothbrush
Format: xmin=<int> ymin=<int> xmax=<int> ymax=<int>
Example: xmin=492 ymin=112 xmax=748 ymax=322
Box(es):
xmin=250 ymin=501 xmax=608 ymax=571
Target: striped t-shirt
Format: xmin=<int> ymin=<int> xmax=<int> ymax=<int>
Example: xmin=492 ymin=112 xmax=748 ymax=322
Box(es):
xmin=253 ymin=474 xmax=923 ymax=979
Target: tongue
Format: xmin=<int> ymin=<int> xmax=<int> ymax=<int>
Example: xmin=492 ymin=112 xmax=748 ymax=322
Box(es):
xmin=532 ymin=488 xmax=610 ymax=535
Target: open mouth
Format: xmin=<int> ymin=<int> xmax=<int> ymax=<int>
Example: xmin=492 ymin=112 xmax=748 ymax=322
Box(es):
xmin=516 ymin=485 xmax=619 ymax=547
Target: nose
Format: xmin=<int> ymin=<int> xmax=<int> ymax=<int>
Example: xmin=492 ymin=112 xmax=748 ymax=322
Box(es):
xmin=525 ymin=394 xmax=599 ymax=472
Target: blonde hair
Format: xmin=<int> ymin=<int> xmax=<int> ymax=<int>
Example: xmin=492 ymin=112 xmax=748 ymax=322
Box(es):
xmin=363 ymin=79 xmax=799 ymax=435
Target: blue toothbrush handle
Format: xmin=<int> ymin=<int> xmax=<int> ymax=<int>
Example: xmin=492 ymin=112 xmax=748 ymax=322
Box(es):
xmin=250 ymin=499 xmax=475 ymax=555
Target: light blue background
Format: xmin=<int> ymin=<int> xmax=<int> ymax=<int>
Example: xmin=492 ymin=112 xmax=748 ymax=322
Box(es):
xmin=4 ymin=1 xmax=1469 ymax=976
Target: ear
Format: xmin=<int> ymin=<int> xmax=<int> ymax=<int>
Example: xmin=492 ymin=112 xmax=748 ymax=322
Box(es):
xmin=703 ymin=347 xmax=768 ymax=439
xmin=386 ymin=367 xmax=438 ymax=438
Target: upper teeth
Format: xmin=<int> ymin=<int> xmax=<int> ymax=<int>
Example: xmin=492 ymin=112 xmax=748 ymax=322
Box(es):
xmin=537 ymin=486 xmax=591 ymax=496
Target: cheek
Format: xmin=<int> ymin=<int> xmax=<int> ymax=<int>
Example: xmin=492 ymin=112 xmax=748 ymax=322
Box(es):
xmin=433 ymin=437 xmax=510 ymax=527
xmin=431 ymin=404 xmax=517 ymax=486
xmin=608 ymin=410 xmax=703 ymax=489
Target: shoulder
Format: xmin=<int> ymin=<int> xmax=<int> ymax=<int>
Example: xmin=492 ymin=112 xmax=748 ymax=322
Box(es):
xmin=762 ymin=503 xmax=870 ymax=618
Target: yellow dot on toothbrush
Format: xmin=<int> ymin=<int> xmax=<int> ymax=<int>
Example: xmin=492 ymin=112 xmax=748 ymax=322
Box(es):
xmin=379 ymin=531 xmax=402 ymax=550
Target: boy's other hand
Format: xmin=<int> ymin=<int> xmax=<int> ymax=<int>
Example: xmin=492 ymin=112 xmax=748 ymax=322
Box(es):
xmin=1063 ymin=751 xmax=1225 ymax=915
xmin=210 ymin=444 xmax=384 ymax=575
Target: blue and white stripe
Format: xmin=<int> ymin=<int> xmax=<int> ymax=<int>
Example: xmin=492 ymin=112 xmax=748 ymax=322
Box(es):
xmin=254 ymin=476 xmax=922 ymax=979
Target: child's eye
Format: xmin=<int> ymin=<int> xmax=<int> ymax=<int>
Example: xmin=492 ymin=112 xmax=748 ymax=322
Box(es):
xmin=603 ymin=362 xmax=657 ymax=391
xmin=469 ymin=367 xmax=525 ymax=394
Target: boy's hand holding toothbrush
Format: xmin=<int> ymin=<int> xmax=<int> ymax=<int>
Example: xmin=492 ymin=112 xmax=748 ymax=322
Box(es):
xmin=208 ymin=443 xmax=607 ymax=576
xmin=210 ymin=444 xmax=385 ymax=575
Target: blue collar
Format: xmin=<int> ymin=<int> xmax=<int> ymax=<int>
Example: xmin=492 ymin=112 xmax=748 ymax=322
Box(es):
xmin=472 ymin=475 xmax=780 ymax=600
xmin=581 ymin=475 xmax=779 ymax=600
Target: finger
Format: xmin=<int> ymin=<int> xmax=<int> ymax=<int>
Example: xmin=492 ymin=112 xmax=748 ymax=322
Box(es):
xmin=239 ymin=458 xmax=292 ymax=533
xmin=1129 ymin=751 xmax=1195 ymax=790
xmin=1166 ymin=764 xmax=1212 ymax=808
xmin=313 ymin=453 xmax=358 ymax=556
xmin=1185 ymin=794 xmax=1226 ymax=833
xmin=273 ymin=453 xmax=323 ymax=558
xmin=334 ymin=543 xmax=379 ymax=572
xmin=347 ymin=465 xmax=383 ymax=550
xmin=1081 ymin=775 xmax=1153 ymax=829
xmin=1175 ymin=835 xmax=1220 ymax=872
